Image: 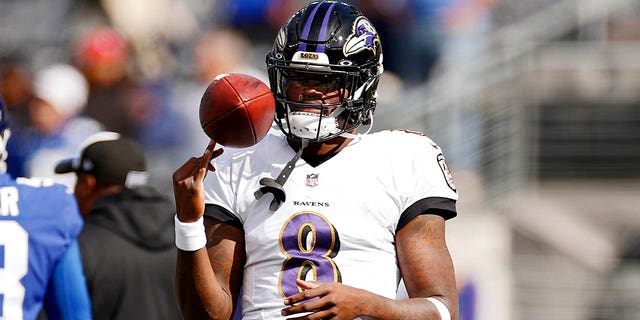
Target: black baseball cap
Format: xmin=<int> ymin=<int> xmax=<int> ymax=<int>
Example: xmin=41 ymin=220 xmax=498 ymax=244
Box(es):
xmin=55 ymin=131 xmax=149 ymax=188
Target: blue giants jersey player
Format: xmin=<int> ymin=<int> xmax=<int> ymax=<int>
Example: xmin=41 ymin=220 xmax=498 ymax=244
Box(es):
xmin=0 ymin=96 xmax=91 ymax=320
xmin=203 ymin=129 xmax=457 ymax=318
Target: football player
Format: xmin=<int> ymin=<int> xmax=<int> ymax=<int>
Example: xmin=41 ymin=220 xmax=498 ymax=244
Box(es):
xmin=0 ymin=96 xmax=92 ymax=319
xmin=173 ymin=1 xmax=458 ymax=319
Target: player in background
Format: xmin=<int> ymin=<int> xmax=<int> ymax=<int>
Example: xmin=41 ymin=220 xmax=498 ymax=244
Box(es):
xmin=54 ymin=131 xmax=180 ymax=320
xmin=0 ymin=96 xmax=92 ymax=320
xmin=173 ymin=1 xmax=458 ymax=319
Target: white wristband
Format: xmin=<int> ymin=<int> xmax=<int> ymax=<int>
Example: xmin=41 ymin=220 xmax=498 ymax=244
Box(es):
xmin=425 ymin=297 xmax=451 ymax=320
xmin=174 ymin=215 xmax=207 ymax=251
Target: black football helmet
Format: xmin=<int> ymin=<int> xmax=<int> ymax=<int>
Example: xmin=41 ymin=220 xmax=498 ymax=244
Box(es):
xmin=266 ymin=1 xmax=383 ymax=142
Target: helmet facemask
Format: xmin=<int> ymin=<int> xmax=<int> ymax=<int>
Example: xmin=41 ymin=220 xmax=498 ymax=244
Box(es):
xmin=267 ymin=54 xmax=380 ymax=142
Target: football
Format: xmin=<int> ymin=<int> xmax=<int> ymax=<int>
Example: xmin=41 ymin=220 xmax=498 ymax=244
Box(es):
xmin=199 ymin=73 xmax=275 ymax=148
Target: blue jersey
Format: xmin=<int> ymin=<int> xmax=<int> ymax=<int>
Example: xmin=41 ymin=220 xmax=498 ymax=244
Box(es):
xmin=0 ymin=173 xmax=89 ymax=320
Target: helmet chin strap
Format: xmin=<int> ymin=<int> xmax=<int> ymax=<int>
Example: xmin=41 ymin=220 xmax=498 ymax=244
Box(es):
xmin=254 ymin=138 xmax=309 ymax=211
xmin=287 ymin=106 xmax=375 ymax=141
xmin=288 ymin=112 xmax=339 ymax=139
xmin=287 ymin=104 xmax=345 ymax=140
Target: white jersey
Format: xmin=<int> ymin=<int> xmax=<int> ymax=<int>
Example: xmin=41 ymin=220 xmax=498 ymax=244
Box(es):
xmin=203 ymin=128 xmax=458 ymax=319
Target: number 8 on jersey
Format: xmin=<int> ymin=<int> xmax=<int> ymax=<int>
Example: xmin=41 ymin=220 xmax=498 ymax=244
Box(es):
xmin=278 ymin=212 xmax=342 ymax=298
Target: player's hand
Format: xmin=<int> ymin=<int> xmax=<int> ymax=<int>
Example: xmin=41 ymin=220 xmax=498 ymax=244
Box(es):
xmin=281 ymin=279 xmax=371 ymax=320
xmin=172 ymin=140 xmax=223 ymax=222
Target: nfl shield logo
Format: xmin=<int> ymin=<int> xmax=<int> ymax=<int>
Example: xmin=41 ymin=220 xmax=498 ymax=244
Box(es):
xmin=306 ymin=173 xmax=319 ymax=187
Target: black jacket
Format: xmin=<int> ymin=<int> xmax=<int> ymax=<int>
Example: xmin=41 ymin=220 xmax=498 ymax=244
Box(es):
xmin=78 ymin=186 xmax=180 ymax=320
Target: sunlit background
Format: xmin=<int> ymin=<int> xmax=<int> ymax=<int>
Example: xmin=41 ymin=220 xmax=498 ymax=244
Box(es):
xmin=2 ymin=1 xmax=640 ymax=319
